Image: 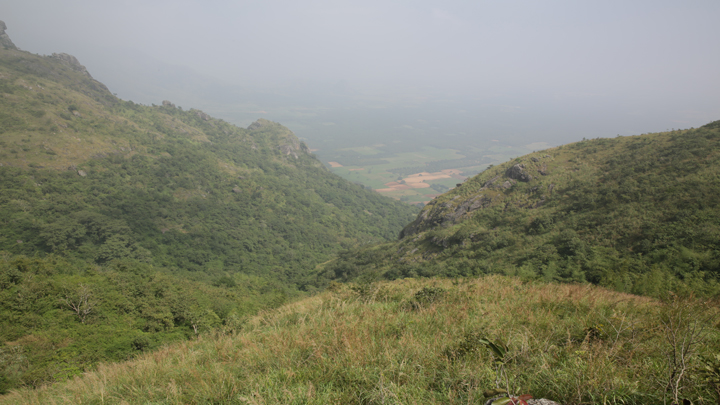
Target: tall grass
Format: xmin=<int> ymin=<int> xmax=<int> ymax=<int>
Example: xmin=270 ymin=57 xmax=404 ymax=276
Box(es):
xmin=3 ymin=276 xmax=718 ymax=404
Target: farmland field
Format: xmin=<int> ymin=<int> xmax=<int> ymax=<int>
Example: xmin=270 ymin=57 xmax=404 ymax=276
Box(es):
xmin=324 ymin=144 xmax=533 ymax=205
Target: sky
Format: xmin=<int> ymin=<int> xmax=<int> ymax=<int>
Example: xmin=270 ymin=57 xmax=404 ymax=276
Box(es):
xmin=2 ymin=0 xmax=720 ymax=139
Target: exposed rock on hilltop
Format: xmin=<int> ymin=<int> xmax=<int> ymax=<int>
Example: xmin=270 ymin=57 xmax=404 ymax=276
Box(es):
xmin=50 ymin=52 xmax=93 ymax=77
xmin=0 ymin=20 xmax=17 ymax=50
xmin=399 ymin=155 xmax=554 ymax=238
xmin=249 ymin=118 xmax=311 ymax=159
xmin=505 ymin=163 xmax=533 ymax=182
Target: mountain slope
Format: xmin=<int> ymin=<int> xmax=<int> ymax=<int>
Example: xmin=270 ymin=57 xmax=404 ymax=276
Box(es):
xmin=0 ymin=45 xmax=418 ymax=286
xmin=0 ymin=31 xmax=418 ymax=391
xmin=322 ymin=123 xmax=720 ymax=296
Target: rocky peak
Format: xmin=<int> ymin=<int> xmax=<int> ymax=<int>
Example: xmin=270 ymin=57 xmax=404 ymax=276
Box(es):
xmin=50 ymin=53 xmax=92 ymax=78
xmin=0 ymin=20 xmax=18 ymax=50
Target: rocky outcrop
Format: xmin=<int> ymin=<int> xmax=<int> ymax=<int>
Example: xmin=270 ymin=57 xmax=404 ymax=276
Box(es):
xmin=506 ymin=164 xmax=533 ymax=182
xmin=162 ymin=100 xmax=176 ymax=108
xmin=399 ymin=193 xmax=493 ymax=238
xmin=50 ymin=53 xmax=92 ymax=77
xmin=400 ymin=156 xmax=557 ymax=238
xmin=247 ymin=119 xmax=269 ymax=130
xmin=0 ymin=21 xmax=17 ymax=50
xmin=195 ymin=110 xmax=211 ymax=121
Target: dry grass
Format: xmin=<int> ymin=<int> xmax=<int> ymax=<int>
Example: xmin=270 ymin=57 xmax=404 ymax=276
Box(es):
xmin=3 ymin=276 xmax=718 ymax=404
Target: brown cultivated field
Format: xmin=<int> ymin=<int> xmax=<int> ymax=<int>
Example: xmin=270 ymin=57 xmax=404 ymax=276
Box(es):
xmin=376 ymin=169 xmax=465 ymax=192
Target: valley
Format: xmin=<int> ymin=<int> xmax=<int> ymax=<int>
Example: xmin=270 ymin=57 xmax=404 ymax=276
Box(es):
xmin=1 ymin=19 xmax=720 ymax=404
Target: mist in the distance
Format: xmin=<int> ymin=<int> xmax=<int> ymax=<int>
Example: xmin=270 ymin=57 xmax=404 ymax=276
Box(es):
xmin=3 ymin=0 xmax=719 ymax=149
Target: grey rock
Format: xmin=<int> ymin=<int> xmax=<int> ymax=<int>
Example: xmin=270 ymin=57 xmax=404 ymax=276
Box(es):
xmin=162 ymin=100 xmax=176 ymax=108
xmin=0 ymin=20 xmax=17 ymax=50
xmin=51 ymin=53 xmax=92 ymax=77
xmin=399 ymin=193 xmax=493 ymax=238
xmin=528 ymin=399 xmax=561 ymax=405
xmin=506 ymin=164 xmax=533 ymax=182
xmin=531 ymin=157 xmax=540 ymax=162
xmin=279 ymin=144 xmax=299 ymax=159
xmin=484 ymin=175 xmax=501 ymax=188
xmin=232 ymin=186 xmax=242 ymax=193
xmin=77 ymin=170 xmax=87 ymax=177
xmin=485 ymin=396 xmax=561 ymax=405
xmin=195 ymin=110 xmax=211 ymax=121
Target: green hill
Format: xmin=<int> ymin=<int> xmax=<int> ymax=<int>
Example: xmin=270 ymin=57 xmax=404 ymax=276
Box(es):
xmin=321 ymin=123 xmax=720 ymax=297
xmin=0 ymin=44 xmax=418 ymax=284
xmin=2 ymin=276 xmax=718 ymax=404
xmin=0 ymin=38 xmax=418 ymax=391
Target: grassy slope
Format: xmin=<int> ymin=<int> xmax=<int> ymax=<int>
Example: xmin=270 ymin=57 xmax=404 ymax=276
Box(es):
xmin=2 ymin=276 xmax=719 ymax=404
xmin=321 ymin=123 xmax=720 ymax=297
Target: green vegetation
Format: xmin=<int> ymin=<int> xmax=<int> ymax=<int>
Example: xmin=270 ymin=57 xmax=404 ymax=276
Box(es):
xmin=0 ymin=254 xmax=288 ymax=394
xmin=3 ymin=31 xmax=720 ymax=404
xmin=0 ymin=45 xmax=418 ymax=391
xmin=321 ymin=123 xmax=720 ymax=298
xmin=2 ymin=276 xmax=718 ymax=404
xmin=0 ymin=46 xmax=417 ymax=285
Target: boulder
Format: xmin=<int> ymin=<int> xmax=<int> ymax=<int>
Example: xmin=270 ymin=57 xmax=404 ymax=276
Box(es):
xmin=506 ymin=164 xmax=533 ymax=182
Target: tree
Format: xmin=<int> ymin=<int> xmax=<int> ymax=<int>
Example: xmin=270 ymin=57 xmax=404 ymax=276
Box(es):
xmin=61 ymin=283 xmax=94 ymax=324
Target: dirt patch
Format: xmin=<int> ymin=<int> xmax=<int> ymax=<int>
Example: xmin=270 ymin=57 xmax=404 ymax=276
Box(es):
xmin=376 ymin=169 xmax=465 ymax=192
xmin=328 ymin=161 xmax=343 ymax=168
xmin=403 ymin=169 xmax=463 ymax=188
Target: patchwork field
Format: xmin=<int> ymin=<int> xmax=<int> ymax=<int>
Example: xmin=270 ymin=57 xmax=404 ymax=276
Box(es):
xmin=326 ymin=145 xmax=533 ymax=205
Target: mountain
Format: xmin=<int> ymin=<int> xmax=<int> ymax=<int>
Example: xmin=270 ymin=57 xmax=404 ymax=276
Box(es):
xmin=0 ymin=24 xmax=418 ymax=391
xmin=321 ymin=122 xmax=720 ymax=297
xmin=0 ymin=34 xmax=418 ymax=284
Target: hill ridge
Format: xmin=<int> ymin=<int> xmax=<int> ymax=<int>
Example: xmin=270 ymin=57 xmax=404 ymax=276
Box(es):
xmin=322 ymin=123 xmax=720 ymax=297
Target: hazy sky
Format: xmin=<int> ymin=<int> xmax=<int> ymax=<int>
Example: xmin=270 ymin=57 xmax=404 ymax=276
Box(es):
xmin=3 ymin=0 xmax=720 ymax=132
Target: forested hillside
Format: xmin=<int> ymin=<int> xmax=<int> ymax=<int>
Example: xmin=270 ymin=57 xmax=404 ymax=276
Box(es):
xmin=0 ymin=41 xmax=418 ymax=391
xmin=322 ymin=122 xmax=720 ymax=297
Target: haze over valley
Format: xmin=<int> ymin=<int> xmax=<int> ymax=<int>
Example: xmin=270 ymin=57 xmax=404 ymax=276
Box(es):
xmin=4 ymin=0 xmax=719 ymax=203
xmin=2 ymin=1 xmax=720 ymax=403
